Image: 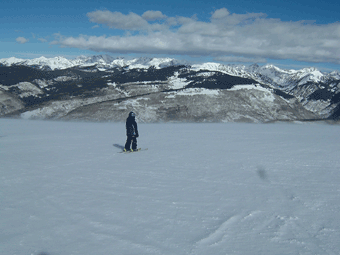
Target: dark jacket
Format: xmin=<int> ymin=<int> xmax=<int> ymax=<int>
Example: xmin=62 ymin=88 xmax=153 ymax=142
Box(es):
xmin=126 ymin=114 xmax=139 ymax=137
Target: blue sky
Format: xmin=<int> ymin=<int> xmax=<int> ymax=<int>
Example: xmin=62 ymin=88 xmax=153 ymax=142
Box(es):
xmin=1 ymin=0 xmax=340 ymax=71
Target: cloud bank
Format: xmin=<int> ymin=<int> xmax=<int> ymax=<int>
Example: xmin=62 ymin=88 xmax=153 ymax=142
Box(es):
xmin=52 ymin=8 xmax=340 ymax=64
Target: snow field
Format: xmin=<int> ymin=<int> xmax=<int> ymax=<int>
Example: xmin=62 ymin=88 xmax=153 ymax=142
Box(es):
xmin=1 ymin=119 xmax=340 ymax=255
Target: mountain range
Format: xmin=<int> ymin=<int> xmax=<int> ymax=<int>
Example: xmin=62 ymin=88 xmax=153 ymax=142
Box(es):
xmin=1 ymin=55 xmax=339 ymax=123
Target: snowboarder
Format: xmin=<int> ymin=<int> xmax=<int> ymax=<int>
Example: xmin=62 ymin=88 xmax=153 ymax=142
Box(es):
xmin=124 ymin=111 xmax=139 ymax=152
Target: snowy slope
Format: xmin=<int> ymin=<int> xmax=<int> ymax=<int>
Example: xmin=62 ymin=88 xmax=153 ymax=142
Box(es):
xmin=250 ymin=65 xmax=325 ymax=89
xmin=1 ymin=119 xmax=340 ymax=255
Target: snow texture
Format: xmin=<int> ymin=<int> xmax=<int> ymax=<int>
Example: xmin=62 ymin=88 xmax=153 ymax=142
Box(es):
xmin=1 ymin=119 xmax=340 ymax=255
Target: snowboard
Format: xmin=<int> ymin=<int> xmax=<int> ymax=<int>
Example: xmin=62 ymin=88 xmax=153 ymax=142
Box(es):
xmin=119 ymin=148 xmax=148 ymax=153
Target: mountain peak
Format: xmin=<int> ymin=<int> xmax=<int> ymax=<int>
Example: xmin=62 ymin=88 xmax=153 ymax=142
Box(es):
xmin=0 ymin=55 xmax=337 ymax=80
xmin=0 ymin=56 xmax=25 ymax=65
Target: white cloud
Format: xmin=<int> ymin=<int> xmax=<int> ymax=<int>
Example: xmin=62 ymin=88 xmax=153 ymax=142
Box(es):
xmin=87 ymin=10 xmax=148 ymax=30
xmin=142 ymin=10 xmax=167 ymax=21
xmin=52 ymin=8 xmax=340 ymax=64
xmin=38 ymin=38 xmax=48 ymax=43
xmin=211 ymin=8 xmax=230 ymax=19
xmin=16 ymin=37 xmax=29 ymax=44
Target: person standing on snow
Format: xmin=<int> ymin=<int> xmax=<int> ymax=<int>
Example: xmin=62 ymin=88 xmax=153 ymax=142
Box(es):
xmin=124 ymin=111 xmax=139 ymax=152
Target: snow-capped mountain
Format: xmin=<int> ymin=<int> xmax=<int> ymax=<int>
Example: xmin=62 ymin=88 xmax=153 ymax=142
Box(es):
xmin=0 ymin=56 xmax=76 ymax=70
xmin=0 ymin=55 xmax=339 ymax=122
xmin=0 ymin=55 xmax=190 ymax=70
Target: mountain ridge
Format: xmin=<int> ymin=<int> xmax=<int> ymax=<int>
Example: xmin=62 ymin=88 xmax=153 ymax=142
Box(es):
xmin=1 ymin=55 xmax=339 ymax=122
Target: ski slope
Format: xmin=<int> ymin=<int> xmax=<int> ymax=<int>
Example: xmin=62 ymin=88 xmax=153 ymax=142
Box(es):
xmin=1 ymin=119 xmax=340 ymax=255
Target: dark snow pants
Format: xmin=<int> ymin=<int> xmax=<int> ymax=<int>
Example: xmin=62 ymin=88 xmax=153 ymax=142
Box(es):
xmin=124 ymin=136 xmax=137 ymax=150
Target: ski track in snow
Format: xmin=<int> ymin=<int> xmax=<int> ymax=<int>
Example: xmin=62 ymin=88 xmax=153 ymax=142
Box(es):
xmin=1 ymin=119 xmax=340 ymax=255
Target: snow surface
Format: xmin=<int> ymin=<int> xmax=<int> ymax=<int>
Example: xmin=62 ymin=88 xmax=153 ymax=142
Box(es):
xmin=229 ymin=84 xmax=270 ymax=92
xmin=228 ymin=85 xmax=275 ymax=102
xmin=166 ymin=88 xmax=220 ymax=97
xmin=1 ymin=119 xmax=340 ymax=255
xmin=167 ymin=72 xmax=190 ymax=90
